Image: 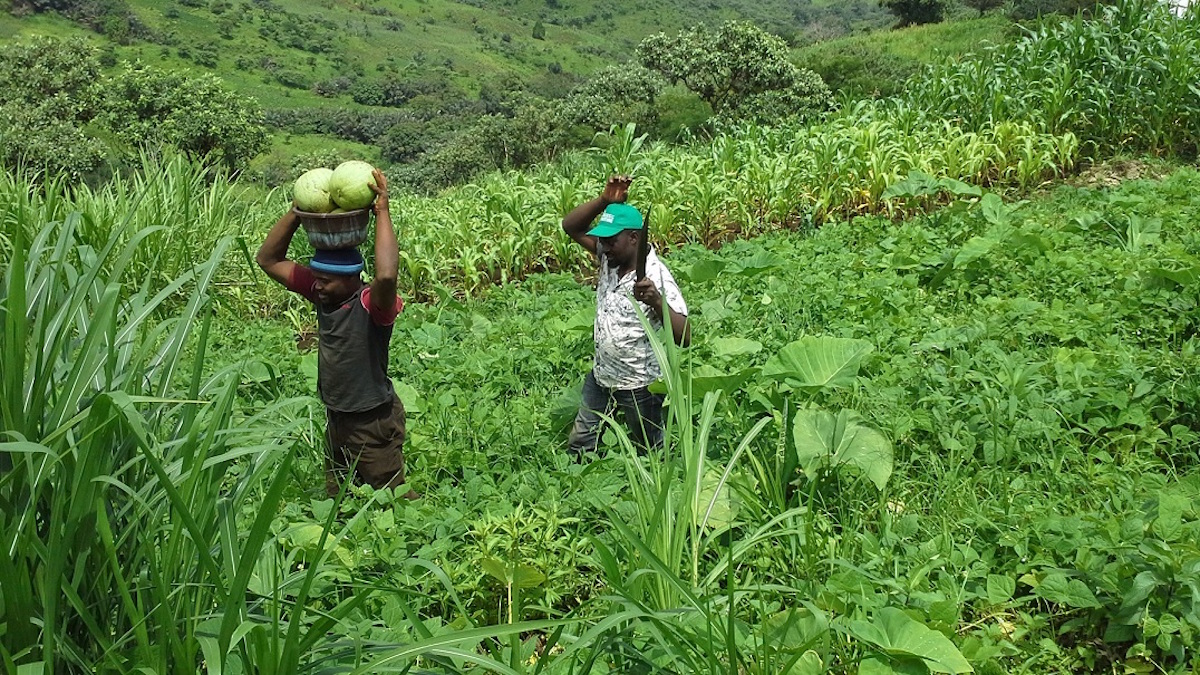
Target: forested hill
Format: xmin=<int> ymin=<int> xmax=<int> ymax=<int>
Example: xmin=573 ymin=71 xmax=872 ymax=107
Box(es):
xmin=0 ymin=0 xmax=907 ymax=189
xmin=1 ymin=0 xmax=891 ymax=109
xmin=1 ymin=0 xmax=1015 ymax=192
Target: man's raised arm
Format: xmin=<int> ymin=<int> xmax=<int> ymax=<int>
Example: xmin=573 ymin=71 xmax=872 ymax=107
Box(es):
xmin=369 ymin=168 xmax=399 ymax=315
xmin=562 ymin=175 xmax=632 ymax=256
xmin=257 ymin=208 xmax=302 ymax=287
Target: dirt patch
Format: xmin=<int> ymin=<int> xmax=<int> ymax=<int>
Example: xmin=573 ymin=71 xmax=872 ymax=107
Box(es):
xmin=1067 ymin=158 xmax=1174 ymax=189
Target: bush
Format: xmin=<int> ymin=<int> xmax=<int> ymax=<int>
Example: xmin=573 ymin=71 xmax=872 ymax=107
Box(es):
xmin=803 ymin=42 xmax=919 ymax=99
xmin=102 ymin=63 xmax=269 ymax=170
xmin=0 ymin=36 xmax=108 ymax=179
xmin=638 ymin=20 xmax=832 ymax=124
xmin=880 ymin=0 xmax=950 ymax=25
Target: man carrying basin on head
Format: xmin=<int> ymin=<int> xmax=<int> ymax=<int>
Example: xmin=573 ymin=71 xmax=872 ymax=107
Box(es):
xmin=562 ymin=174 xmax=691 ymax=458
xmin=256 ymin=168 xmax=418 ymax=500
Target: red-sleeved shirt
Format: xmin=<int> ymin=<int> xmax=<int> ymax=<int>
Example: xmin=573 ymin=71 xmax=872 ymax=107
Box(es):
xmin=285 ymin=265 xmax=403 ymax=325
xmin=284 ymin=265 xmax=405 ymax=412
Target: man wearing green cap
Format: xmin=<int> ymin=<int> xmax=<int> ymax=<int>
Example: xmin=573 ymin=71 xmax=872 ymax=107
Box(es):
xmin=562 ymin=175 xmax=691 ymax=457
xmin=256 ymin=169 xmax=418 ymax=500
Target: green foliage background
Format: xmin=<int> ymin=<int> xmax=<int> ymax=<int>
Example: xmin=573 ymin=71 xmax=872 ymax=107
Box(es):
xmin=3 ymin=1 xmax=1200 ymax=673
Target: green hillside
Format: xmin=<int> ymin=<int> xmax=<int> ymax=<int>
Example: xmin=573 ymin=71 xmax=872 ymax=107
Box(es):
xmin=0 ymin=0 xmax=893 ymax=109
xmin=4 ymin=2 xmax=1200 ymax=673
xmin=0 ymin=0 xmax=1015 ymax=189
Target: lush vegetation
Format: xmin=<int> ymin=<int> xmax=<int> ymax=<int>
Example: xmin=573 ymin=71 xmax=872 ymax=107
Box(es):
xmin=0 ymin=36 xmax=267 ymax=179
xmin=3 ymin=0 xmax=1200 ymax=673
xmin=0 ymin=0 xmax=1004 ymax=191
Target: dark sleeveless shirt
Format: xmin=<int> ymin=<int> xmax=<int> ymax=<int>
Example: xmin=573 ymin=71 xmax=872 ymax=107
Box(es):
xmin=316 ymin=286 xmax=395 ymax=413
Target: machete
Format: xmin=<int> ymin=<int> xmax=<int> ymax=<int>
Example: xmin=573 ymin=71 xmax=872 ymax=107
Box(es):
xmin=636 ymin=204 xmax=650 ymax=282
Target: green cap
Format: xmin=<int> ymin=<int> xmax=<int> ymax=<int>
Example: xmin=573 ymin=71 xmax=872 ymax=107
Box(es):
xmin=587 ymin=203 xmax=643 ymax=237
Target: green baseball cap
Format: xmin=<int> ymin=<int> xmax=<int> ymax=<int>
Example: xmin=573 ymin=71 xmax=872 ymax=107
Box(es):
xmin=587 ymin=203 xmax=643 ymax=237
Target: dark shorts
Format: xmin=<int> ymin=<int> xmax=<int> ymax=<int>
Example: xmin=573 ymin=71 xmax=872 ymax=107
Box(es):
xmin=325 ymin=394 xmax=406 ymax=497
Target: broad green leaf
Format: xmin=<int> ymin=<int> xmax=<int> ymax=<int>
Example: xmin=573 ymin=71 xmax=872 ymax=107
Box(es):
xmin=850 ymin=608 xmax=973 ymax=674
xmin=690 ymin=364 xmax=757 ymax=398
xmin=564 ymin=306 xmax=596 ymax=333
xmin=1008 ymin=229 xmax=1053 ymax=254
xmin=240 ymin=360 xmax=277 ymax=385
xmin=481 ymin=557 xmax=509 ymax=584
xmin=732 ymin=251 xmax=785 ymax=276
xmin=793 ymin=409 xmax=893 ymax=491
xmin=1155 ymin=492 xmax=1187 ymax=541
xmin=374 ymin=508 xmax=396 ymax=532
xmin=985 ymin=575 xmax=1015 ymax=605
xmin=391 ymin=378 xmax=423 ymax=415
xmin=1148 ymin=265 xmax=1200 ymax=287
xmin=282 ymin=524 xmax=329 ymax=551
xmin=882 ymin=171 xmax=940 ymax=199
xmin=789 ymin=651 xmax=825 ymax=675
xmin=1034 ymin=573 xmax=1100 ymax=609
xmin=762 ymin=606 xmax=829 ymax=654
xmin=687 ymin=258 xmax=728 ymax=283
xmin=696 ymin=468 xmax=739 ymax=532
xmin=480 ymin=558 xmax=545 ymax=588
xmin=711 ymin=336 xmax=763 ymax=358
xmin=299 ymin=351 xmax=318 ymax=390
xmin=762 ymin=336 xmax=874 ymax=391
xmin=859 ymin=655 xmax=928 ymax=675
xmin=939 ymin=178 xmax=982 ymax=197
xmin=512 ymin=564 xmax=546 ymax=588
xmin=952 ymin=236 xmax=998 ymax=268
xmin=979 ymin=193 xmax=1008 ymax=226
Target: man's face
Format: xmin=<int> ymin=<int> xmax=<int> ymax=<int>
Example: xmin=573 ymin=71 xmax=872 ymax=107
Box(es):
xmin=312 ymin=271 xmax=360 ymax=305
xmin=598 ymin=229 xmax=639 ymax=269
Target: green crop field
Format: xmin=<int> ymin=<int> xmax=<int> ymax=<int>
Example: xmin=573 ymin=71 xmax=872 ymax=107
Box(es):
xmin=3 ymin=0 xmax=1200 ymax=673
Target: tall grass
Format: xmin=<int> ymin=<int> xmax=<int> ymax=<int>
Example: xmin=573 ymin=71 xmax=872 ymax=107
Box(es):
xmin=0 ymin=181 xmax=374 ymax=673
xmin=906 ymin=0 xmax=1200 ymax=158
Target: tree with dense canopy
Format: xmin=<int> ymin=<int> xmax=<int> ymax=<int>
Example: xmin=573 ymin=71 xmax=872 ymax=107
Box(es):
xmin=636 ymin=21 xmax=830 ymax=124
xmin=0 ymin=37 xmax=268 ymax=180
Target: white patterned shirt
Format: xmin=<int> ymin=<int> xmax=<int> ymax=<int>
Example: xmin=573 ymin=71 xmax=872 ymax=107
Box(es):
xmin=593 ymin=248 xmax=688 ymax=389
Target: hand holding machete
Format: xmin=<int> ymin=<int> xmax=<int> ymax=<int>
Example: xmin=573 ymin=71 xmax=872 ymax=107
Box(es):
xmin=635 ymin=205 xmax=649 ymax=282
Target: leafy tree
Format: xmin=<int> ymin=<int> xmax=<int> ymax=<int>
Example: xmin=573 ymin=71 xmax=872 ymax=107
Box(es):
xmin=559 ymin=65 xmax=664 ymax=130
xmin=381 ymin=119 xmax=432 ymax=164
xmin=963 ymin=0 xmax=1006 ymax=14
xmin=101 ymin=63 xmax=269 ymax=170
xmin=879 ymin=0 xmax=949 ymax=25
xmin=0 ymin=37 xmax=108 ymax=178
xmin=533 ymin=20 xmax=546 ymax=39
xmin=10 ymin=0 xmax=145 ymax=42
xmin=0 ymin=36 xmax=267 ymax=177
xmin=637 ymin=21 xmax=830 ymax=123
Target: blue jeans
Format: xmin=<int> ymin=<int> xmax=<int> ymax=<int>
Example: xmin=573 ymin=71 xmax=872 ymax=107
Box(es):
xmin=568 ymin=369 xmax=664 ymax=457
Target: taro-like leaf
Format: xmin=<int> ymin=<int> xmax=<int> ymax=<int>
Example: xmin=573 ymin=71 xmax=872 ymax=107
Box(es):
xmin=952 ymin=236 xmax=999 ymax=269
xmin=696 ymin=468 xmax=738 ymax=532
xmin=858 ymin=655 xmax=928 ymax=675
xmin=849 ymin=608 xmax=973 ymax=674
xmin=687 ymin=258 xmax=728 ymax=283
xmin=711 ymin=336 xmax=763 ymax=358
xmin=762 ymin=336 xmax=873 ymax=391
xmin=793 ymin=409 xmax=893 ymax=491
xmin=731 ymin=251 xmax=785 ymax=277
xmin=761 ymin=606 xmax=829 ymax=654
xmin=691 ymin=364 xmax=757 ymax=398
xmin=979 ymin=193 xmax=1009 ymax=226
xmin=790 ymin=651 xmax=825 ymax=675
xmin=882 ymin=171 xmax=940 ymax=199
